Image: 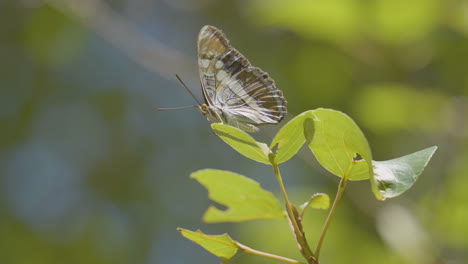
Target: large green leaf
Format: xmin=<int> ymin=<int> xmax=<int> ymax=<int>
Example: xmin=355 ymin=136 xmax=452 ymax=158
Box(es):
xmin=371 ymin=146 xmax=437 ymax=199
xmin=306 ymin=109 xmax=372 ymax=180
xmin=191 ymin=169 xmax=284 ymax=222
xmin=178 ymin=228 xmax=238 ymax=260
xmin=270 ymin=113 xmax=309 ymax=164
xmin=211 ymin=124 xmax=270 ymax=164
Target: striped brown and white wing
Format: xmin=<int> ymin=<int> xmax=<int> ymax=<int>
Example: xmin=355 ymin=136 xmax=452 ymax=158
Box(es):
xmin=217 ymin=67 xmax=286 ymax=124
xmin=197 ymin=25 xmax=287 ymax=132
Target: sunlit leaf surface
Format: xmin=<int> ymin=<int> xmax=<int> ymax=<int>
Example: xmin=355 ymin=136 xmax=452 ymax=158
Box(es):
xmin=270 ymin=113 xmax=308 ymax=164
xmin=178 ymin=228 xmax=238 ymax=259
xmin=212 ymin=124 xmax=270 ymax=164
xmin=372 ymin=146 xmax=437 ymax=199
xmin=306 ymin=109 xmax=373 ymax=180
xmin=191 ymin=169 xmax=284 ymax=222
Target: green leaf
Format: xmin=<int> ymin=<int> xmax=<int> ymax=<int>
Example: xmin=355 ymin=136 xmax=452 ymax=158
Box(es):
xmin=270 ymin=113 xmax=309 ymax=164
xmin=371 ymin=146 xmax=437 ymax=200
xmin=306 ymin=109 xmax=373 ymax=180
xmin=178 ymin=228 xmax=238 ymax=260
xmin=191 ymin=169 xmax=284 ymax=222
xmin=212 ymin=124 xmax=270 ymax=164
xmin=300 ymin=193 xmax=330 ymax=211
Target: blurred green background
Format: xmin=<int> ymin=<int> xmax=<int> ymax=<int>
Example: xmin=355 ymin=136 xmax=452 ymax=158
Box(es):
xmin=1 ymin=0 xmax=467 ymax=263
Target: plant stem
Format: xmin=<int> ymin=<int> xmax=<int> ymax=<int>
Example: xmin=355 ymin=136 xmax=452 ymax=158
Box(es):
xmin=271 ymin=161 xmax=317 ymax=264
xmin=314 ymin=160 xmax=355 ymax=260
xmin=236 ymin=242 xmax=306 ymax=264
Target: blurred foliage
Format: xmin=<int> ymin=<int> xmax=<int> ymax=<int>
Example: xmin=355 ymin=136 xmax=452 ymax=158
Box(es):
xmin=22 ymin=5 xmax=86 ymax=66
xmin=0 ymin=0 xmax=467 ymax=264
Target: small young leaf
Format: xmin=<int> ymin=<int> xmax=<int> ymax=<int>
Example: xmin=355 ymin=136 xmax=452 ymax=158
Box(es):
xmin=212 ymin=123 xmax=270 ymax=164
xmin=300 ymin=193 xmax=330 ymax=211
xmin=299 ymin=193 xmax=330 ymax=219
xmin=178 ymin=228 xmax=238 ymax=259
xmin=270 ymin=113 xmax=308 ymax=164
xmin=371 ymin=146 xmax=437 ymax=200
xmin=191 ymin=169 xmax=284 ymax=222
xmin=306 ymin=109 xmax=373 ymax=180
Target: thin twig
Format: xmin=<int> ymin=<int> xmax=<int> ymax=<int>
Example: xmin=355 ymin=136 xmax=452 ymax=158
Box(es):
xmin=236 ymin=242 xmax=306 ymax=264
xmin=271 ymin=158 xmax=317 ymax=264
xmin=314 ymin=160 xmax=355 ymax=260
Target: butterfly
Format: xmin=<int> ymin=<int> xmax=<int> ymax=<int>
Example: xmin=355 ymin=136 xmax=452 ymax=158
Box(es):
xmin=196 ymin=25 xmax=287 ymax=132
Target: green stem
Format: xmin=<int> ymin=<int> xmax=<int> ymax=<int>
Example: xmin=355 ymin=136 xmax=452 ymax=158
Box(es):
xmin=271 ymin=160 xmax=317 ymax=264
xmin=314 ymin=160 xmax=355 ymax=260
xmin=236 ymin=242 xmax=306 ymax=264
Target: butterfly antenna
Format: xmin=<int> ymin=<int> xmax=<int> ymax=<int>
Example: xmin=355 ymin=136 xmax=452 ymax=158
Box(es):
xmin=158 ymin=105 xmax=197 ymax=111
xmin=175 ymin=74 xmax=202 ymax=106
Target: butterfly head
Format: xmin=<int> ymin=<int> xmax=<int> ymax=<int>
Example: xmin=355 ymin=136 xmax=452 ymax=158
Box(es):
xmin=198 ymin=103 xmax=209 ymax=116
xmin=198 ymin=103 xmax=224 ymax=124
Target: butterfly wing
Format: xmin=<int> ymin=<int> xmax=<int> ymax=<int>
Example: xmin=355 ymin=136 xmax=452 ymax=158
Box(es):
xmin=197 ymin=25 xmax=287 ymax=132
